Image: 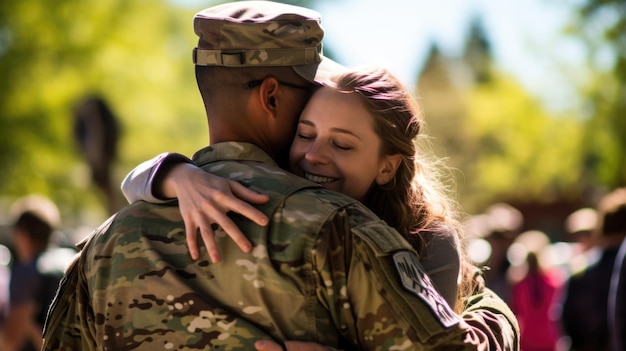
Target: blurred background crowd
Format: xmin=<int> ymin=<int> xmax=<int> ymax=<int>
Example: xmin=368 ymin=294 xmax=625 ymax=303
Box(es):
xmin=0 ymin=0 xmax=624 ymax=350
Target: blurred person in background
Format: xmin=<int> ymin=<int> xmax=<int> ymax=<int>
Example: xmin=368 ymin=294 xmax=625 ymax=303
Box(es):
xmin=462 ymin=214 xmax=494 ymax=269
xmin=561 ymin=188 xmax=626 ymax=351
xmin=609 ymin=229 xmax=626 ymax=351
xmin=563 ymin=207 xmax=600 ymax=275
xmin=554 ymin=207 xmax=599 ymax=351
xmin=481 ymin=203 xmax=524 ymax=304
xmin=509 ymin=230 xmax=563 ymax=351
xmin=0 ymin=195 xmax=67 ymax=351
xmin=0 ymin=243 xmax=11 ymax=327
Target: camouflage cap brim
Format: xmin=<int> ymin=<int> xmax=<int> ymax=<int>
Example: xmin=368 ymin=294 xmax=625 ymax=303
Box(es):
xmin=292 ymin=56 xmax=345 ymax=86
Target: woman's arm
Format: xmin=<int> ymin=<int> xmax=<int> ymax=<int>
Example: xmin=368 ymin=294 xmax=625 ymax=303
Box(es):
xmin=121 ymin=153 xmax=193 ymax=203
xmin=121 ymin=153 xmax=269 ymax=262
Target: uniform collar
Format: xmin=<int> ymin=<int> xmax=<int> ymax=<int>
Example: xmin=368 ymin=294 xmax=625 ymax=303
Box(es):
xmin=192 ymin=142 xmax=277 ymax=167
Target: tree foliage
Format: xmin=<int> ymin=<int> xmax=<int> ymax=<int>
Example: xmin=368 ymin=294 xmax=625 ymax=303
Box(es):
xmin=0 ymin=0 xmax=210 ymax=225
xmin=417 ymin=19 xmax=587 ymax=214
xmin=568 ymin=0 xmax=626 ymax=190
xmin=460 ymin=75 xmax=583 ymax=210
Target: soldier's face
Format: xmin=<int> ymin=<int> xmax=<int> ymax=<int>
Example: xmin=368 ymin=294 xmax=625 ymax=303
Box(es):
xmin=288 ymin=87 xmax=390 ymax=202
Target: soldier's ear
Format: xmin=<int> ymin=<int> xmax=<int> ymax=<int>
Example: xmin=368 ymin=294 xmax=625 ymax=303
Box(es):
xmin=259 ymin=77 xmax=280 ymax=119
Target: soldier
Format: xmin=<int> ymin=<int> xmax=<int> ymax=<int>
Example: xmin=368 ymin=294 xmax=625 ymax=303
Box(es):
xmin=43 ymin=1 xmax=516 ymax=350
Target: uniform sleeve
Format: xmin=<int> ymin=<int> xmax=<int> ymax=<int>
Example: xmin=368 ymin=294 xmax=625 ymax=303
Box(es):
xmin=461 ymin=288 xmax=520 ymax=350
xmin=314 ymin=214 xmax=473 ymax=350
xmin=420 ymin=228 xmax=461 ymax=309
xmin=120 ymin=152 xmax=192 ymax=204
xmin=42 ymin=251 xmax=97 ymax=351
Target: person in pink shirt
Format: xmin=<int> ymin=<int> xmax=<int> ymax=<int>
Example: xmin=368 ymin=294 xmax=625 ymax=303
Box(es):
xmin=509 ymin=230 xmax=562 ymax=351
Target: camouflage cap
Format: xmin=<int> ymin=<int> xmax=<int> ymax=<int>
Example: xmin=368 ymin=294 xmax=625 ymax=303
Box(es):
xmin=192 ymin=1 xmax=341 ymax=85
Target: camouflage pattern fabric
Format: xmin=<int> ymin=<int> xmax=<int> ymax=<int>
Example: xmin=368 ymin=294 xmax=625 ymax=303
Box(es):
xmin=190 ymin=1 xmax=341 ymax=86
xmin=193 ymin=2 xmax=323 ymax=67
xmin=43 ymin=142 xmax=489 ymax=350
xmin=461 ymin=268 xmax=520 ymax=351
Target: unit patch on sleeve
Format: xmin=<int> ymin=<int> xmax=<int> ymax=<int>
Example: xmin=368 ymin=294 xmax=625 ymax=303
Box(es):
xmin=393 ymin=250 xmax=460 ymax=328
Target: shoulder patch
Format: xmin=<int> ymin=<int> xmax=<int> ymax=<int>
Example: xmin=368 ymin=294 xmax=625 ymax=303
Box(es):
xmin=393 ymin=250 xmax=460 ymax=328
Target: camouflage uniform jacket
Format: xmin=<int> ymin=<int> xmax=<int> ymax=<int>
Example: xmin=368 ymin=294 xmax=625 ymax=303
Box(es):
xmin=43 ymin=142 xmax=478 ymax=351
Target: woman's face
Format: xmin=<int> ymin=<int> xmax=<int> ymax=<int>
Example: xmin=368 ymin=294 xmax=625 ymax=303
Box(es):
xmin=288 ymin=87 xmax=390 ymax=201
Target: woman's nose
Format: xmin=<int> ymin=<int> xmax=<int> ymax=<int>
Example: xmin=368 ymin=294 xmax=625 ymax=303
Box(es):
xmin=304 ymin=141 xmax=330 ymax=164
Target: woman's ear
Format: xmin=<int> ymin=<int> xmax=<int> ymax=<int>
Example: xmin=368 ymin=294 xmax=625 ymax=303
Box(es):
xmin=376 ymin=154 xmax=402 ymax=185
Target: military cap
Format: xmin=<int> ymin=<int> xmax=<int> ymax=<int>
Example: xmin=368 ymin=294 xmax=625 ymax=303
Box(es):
xmin=192 ymin=1 xmax=341 ymax=85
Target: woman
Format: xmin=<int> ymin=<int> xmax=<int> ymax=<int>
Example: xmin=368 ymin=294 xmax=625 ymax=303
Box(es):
xmin=123 ymin=67 xmax=470 ymax=312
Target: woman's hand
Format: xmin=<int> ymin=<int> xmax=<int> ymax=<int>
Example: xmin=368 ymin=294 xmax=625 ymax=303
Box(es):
xmin=163 ymin=163 xmax=269 ymax=262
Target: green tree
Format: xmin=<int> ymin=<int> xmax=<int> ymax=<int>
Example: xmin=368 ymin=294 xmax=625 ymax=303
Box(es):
xmin=0 ymin=0 xmax=208 ymax=226
xmin=461 ymin=75 xmax=583 ymax=210
xmin=568 ymin=0 xmax=626 ymax=189
xmin=417 ymin=17 xmax=585 ymax=213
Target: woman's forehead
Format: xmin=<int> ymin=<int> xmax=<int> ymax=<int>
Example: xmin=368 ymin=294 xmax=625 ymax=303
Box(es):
xmin=301 ymin=89 xmax=379 ymax=138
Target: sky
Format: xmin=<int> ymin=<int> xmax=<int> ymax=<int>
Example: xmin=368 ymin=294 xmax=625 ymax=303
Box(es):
xmin=312 ymin=0 xmax=586 ymax=111
xmin=176 ymin=0 xmax=588 ymax=111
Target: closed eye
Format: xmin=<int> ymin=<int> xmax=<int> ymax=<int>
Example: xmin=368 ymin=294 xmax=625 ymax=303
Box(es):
xmin=331 ymin=140 xmax=352 ymax=150
xmin=297 ymin=133 xmax=315 ymax=140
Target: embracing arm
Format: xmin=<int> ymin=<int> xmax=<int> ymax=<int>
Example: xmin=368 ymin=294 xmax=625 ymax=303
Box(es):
xmin=120 ymin=152 xmax=269 ymax=262
xmin=263 ymin=217 xmax=519 ymax=351
xmin=314 ymin=212 xmax=476 ymax=349
xmin=254 ymin=286 xmax=520 ymax=351
xmin=253 ymin=264 xmax=520 ymax=351
xmin=459 ymin=269 xmax=520 ymax=350
xmin=121 ymin=152 xmax=193 ymax=203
